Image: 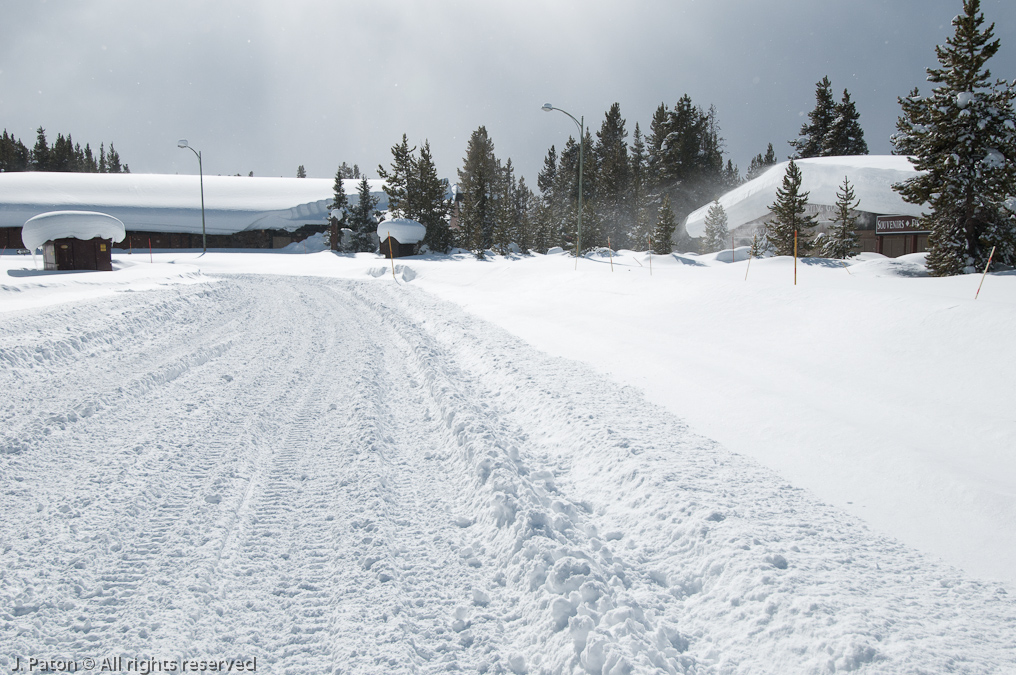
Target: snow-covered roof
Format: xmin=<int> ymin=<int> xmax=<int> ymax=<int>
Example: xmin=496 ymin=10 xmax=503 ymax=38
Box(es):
xmin=684 ymin=155 xmax=926 ymax=237
xmin=0 ymin=172 xmax=388 ymax=235
xmin=22 ymin=210 xmax=126 ymax=251
xmin=377 ymin=217 xmax=426 ymax=244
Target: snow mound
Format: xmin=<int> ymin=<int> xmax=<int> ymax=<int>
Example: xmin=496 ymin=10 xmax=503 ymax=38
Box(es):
xmin=849 ymin=252 xmax=930 ymax=278
xmin=377 ymin=217 xmax=426 ymax=244
xmin=21 ymin=211 xmax=126 ymax=251
xmin=281 ymin=232 xmax=328 ymax=253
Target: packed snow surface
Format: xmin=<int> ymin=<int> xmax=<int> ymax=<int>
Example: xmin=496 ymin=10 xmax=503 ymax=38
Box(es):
xmin=684 ymin=156 xmax=926 ymax=236
xmin=0 ymin=172 xmax=388 ymax=235
xmin=20 ymin=210 xmax=127 ymax=251
xmin=1 ymin=248 xmax=1014 ymax=674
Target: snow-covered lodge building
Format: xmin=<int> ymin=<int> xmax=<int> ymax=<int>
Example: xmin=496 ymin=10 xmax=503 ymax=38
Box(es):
xmin=0 ymin=172 xmax=388 ymax=250
xmin=683 ymin=156 xmax=928 ymax=257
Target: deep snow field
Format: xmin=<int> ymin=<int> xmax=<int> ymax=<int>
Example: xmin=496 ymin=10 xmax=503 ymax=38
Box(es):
xmin=1 ymin=245 xmax=1014 ymax=674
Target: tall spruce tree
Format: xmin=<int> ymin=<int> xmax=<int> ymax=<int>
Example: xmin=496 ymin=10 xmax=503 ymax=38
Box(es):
xmin=105 ymin=144 xmax=123 ymax=173
xmin=456 ymin=126 xmax=499 ymax=257
xmin=652 ymin=195 xmax=676 ymax=254
xmin=702 ymin=201 xmax=730 ymax=253
xmin=378 ymin=134 xmax=416 ymax=218
xmin=822 ymin=176 xmax=861 ymax=258
xmin=746 ymin=143 xmax=778 ymax=180
xmin=593 ymin=102 xmax=631 ymax=248
xmin=296 ymin=165 xmax=307 ymax=178
xmin=414 ymin=141 xmax=453 ymax=253
xmin=791 ymin=77 xmax=837 ymax=158
xmin=513 ymin=177 xmax=535 ymax=254
xmin=825 ymin=90 xmax=869 ymax=155
xmin=766 ymin=159 xmax=817 ymax=255
xmin=492 ymin=158 xmax=517 ymax=256
xmin=892 ymin=0 xmax=1016 ymax=275
xmin=0 ymin=130 xmax=31 ymax=172
xmin=327 ymin=166 xmax=349 ymax=250
xmin=629 ymin=123 xmax=652 ymax=247
xmin=348 ymin=177 xmax=379 ymax=252
xmin=31 ymin=127 xmax=50 ymax=171
xmin=534 ymin=145 xmax=561 ymax=253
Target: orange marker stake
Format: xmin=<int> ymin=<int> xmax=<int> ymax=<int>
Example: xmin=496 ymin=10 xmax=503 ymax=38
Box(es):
xmin=975 ymin=245 xmax=996 ymax=299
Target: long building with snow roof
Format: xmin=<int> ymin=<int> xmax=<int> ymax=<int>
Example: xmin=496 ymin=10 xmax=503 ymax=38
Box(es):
xmin=683 ymin=155 xmax=928 ymax=257
xmin=0 ymin=172 xmax=389 ymax=250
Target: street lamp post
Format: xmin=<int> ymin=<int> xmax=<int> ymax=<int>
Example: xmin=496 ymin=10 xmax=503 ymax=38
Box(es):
xmin=177 ymin=139 xmax=207 ymax=253
xmin=541 ymin=103 xmax=584 ymax=267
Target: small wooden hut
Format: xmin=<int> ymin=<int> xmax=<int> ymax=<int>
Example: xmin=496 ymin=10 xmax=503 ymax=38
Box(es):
xmin=22 ymin=211 xmax=126 ymax=271
xmin=377 ymin=218 xmax=426 ymax=258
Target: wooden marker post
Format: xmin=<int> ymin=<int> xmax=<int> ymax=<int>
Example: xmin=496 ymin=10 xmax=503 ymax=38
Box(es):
xmin=388 ymin=232 xmax=396 ymax=280
xmin=149 ymin=237 xmax=153 ymax=264
xmin=793 ymin=230 xmax=798 ymax=286
xmin=975 ymin=245 xmax=996 ymax=299
xmin=607 ymin=237 xmax=614 ymax=272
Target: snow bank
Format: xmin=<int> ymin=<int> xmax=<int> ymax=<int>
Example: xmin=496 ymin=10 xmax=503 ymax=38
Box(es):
xmin=684 ymin=155 xmax=926 ymax=237
xmin=21 ymin=210 xmax=126 ymax=251
xmin=377 ymin=217 xmax=426 ymax=244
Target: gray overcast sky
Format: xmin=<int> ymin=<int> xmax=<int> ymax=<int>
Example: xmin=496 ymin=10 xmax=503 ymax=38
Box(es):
xmin=1 ymin=0 xmax=1013 ymax=186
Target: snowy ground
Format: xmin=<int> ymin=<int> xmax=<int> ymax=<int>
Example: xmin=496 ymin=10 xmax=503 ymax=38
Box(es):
xmin=1 ymin=247 xmax=1014 ymax=674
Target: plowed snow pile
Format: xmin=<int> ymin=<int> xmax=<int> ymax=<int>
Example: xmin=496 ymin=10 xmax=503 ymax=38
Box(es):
xmin=1 ymin=250 xmax=1013 ymax=674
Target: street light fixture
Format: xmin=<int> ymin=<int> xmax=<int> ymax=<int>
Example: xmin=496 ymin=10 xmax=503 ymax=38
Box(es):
xmin=177 ymin=139 xmax=207 ymax=253
xmin=542 ymin=103 xmax=584 ymax=267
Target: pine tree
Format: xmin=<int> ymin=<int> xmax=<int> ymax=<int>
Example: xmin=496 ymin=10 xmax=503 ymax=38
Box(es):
xmin=702 ymin=201 xmax=730 ymax=253
xmin=378 ymin=134 xmax=416 ymax=218
xmin=31 ymin=127 xmax=50 ymax=171
xmin=767 ymin=159 xmax=817 ymax=255
xmin=1 ymin=130 xmax=31 ymax=172
xmin=825 ymin=90 xmax=869 ymax=155
xmin=106 ymin=144 xmax=123 ymax=173
xmin=336 ymin=162 xmax=360 ymax=179
xmin=822 ymin=176 xmax=861 ymax=258
xmin=456 ymin=126 xmax=500 ymax=257
xmin=554 ymin=136 xmax=582 ymax=253
xmin=791 ymin=76 xmax=837 ymax=158
xmin=749 ymin=227 xmax=771 ymax=258
xmin=492 ymin=159 xmax=517 ymax=256
xmin=534 ymin=145 xmax=560 ymax=253
xmin=413 ymin=141 xmax=453 ymax=253
xmin=514 ymin=177 xmax=535 ymax=254
xmin=593 ymin=102 xmax=631 ymax=248
xmin=722 ymin=160 xmax=741 ymax=190
xmin=645 ymin=103 xmax=670 ymax=190
xmin=297 ymin=165 xmax=307 ymax=178
xmin=892 ymin=0 xmax=1016 ymax=275
xmin=746 ymin=143 xmax=778 ymax=181
xmin=652 ymin=195 xmax=676 ymax=254
xmin=327 ymin=166 xmax=350 ymax=251
xmin=348 ymin=177 xmax=379 ymax=252
xmin=629 ymin=123 xmax=652 ymax=247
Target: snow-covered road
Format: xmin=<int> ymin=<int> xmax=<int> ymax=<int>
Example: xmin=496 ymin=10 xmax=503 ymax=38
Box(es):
xmin=2 ymin=274 xmax=1013 ymax=673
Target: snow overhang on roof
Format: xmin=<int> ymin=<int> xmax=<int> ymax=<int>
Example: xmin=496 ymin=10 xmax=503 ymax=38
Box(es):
xmin=21 ymin=211 xmax=126 ymax=251
xmin=377 ymin=217 xmax=426 ymax=244
xmin=0 ymin=172 xmax=389 ymax=235
xmin=683 ymin=155 xmax=927 ymax=238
